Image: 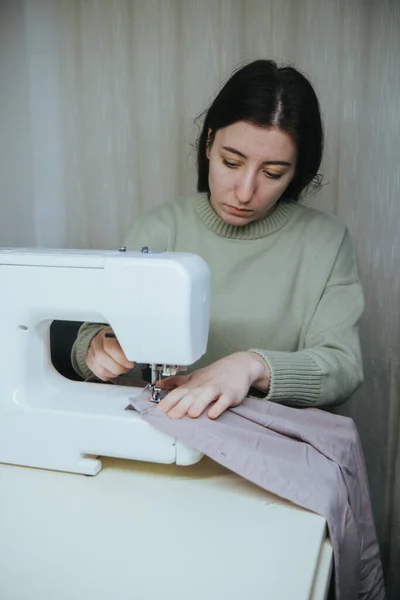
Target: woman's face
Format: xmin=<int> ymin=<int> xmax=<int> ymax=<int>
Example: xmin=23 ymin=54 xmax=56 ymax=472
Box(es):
xmin=207 ymin=121 xmax=297 ymax=225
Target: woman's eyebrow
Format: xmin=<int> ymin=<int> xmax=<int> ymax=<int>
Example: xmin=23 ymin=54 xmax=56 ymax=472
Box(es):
xmin=221 ymin=145 xmax=291 ymax=167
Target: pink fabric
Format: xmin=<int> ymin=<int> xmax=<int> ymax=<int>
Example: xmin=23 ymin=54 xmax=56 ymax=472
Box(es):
xmin=129 ymin=390 xmax=385 ymax=600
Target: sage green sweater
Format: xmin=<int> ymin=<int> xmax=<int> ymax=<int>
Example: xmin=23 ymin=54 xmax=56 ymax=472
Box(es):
xmin=71 ymin=193 xmax=364 ymax=407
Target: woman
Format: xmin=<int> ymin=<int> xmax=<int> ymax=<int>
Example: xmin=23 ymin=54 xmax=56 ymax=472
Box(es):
xmin=71 ymin=59 xmax=364 ymax=421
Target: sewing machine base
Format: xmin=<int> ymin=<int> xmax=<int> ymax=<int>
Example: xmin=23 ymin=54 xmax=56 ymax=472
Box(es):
xmin=0 ymin=373 xmax=203 ymax=475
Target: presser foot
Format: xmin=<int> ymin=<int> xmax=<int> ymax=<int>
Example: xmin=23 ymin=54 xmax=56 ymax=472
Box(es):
xmin=124 ymin=383 xmax=170 ymax=411
xmin=149 ymin=383 xmax=170 ymax=404
xmin=149 ymin=364 xmax=187 ymax=403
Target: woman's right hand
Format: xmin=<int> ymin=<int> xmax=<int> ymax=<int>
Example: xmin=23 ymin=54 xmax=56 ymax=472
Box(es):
xmin=85 ymin=326 xmax=135 ymax=381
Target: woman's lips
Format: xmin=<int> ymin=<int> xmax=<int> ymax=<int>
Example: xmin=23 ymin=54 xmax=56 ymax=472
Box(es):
xmin=224 ymin=204 xmax=253 ymax=216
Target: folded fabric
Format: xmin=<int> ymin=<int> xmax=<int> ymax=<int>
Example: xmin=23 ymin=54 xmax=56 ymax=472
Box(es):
xmin=129 ymin=389 xmax=385 ymax=600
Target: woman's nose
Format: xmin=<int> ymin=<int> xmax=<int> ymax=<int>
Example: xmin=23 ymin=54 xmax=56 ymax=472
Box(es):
xmin=235 ymin=171 xmax=256 ymax=204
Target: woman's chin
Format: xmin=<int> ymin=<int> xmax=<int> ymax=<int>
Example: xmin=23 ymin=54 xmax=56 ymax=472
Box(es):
xmin=214 ymin=203 xmax=255 ymax=226
xmin=224 ymin=214 xmax=252 ymax=226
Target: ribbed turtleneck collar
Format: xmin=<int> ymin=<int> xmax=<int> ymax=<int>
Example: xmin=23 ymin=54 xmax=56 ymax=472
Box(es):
xmin=193 ymin=193 xmax=297 ymax=240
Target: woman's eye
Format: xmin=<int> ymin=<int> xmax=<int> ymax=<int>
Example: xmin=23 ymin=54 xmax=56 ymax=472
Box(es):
xmin=223 ymin=159 xmax=239 ymax=169
xmin=264 ymin=171 xmax=283 ymax=179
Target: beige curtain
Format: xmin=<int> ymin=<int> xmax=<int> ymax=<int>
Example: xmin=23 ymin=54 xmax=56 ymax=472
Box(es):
xmin=60 ymin=1 xmax=400 ymax=595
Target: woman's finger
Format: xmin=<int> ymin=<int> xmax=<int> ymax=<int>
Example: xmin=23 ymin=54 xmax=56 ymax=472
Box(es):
xmin=104 ymin=339 xmax=135 ymax=370
xmin=104 ymin=343 xmax=135 ymax=371
xmin=86 ymin=351 xmax=118 ymax=381
xmin=93 ymin=330 xmax=134 ymax=370
xmin=187 ymin=385 xmax=221 ymax=419
xmin=157 ymin=386 xmax=190 ymax=414
xmin=157 ymin=374 xmax=191 ymax=389
xmin=207 ymin=394 xmax=233 ymax=419
xmin=167 ymin=390 xmax=204 ymax=419
xmin=95 ymin=348 xmax=129 ymax=377
xmin=88 ymin=337 xmax=129 ymax=378
xmin=167 ymin=385 xmax=221 ymax=419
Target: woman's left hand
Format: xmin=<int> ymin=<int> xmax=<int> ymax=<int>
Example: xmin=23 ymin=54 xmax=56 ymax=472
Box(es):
xmin=156 ymin=351 xmax=270 ymax=420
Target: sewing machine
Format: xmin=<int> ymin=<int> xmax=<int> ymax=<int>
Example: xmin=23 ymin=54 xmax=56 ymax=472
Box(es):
xmin=0 ymin=246 xmax=210 ymax=475
xmin=0 ymin=246 xmax=334 ymax=600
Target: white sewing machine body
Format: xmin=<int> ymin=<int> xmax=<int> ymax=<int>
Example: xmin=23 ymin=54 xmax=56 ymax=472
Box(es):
xmin=0 ymin=247 xmax=210 ymax=475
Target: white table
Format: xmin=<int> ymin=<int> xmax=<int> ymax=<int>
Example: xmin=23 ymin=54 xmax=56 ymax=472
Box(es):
xmin=0 ymin=457 xmax=333 ymax=600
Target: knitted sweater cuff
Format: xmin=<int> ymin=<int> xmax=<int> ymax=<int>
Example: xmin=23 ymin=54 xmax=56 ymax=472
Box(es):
xmin=71 ymin=324 xmax=107 ymax=380
xmin=248 ymin=349 xmax=322 ymax=406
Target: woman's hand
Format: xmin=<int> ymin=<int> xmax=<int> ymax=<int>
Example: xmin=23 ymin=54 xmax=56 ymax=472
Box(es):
xmin=86 ymin=327 xmax=135 ymax=381
xmin=157 ymin=351 xmax=270 ymax=419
